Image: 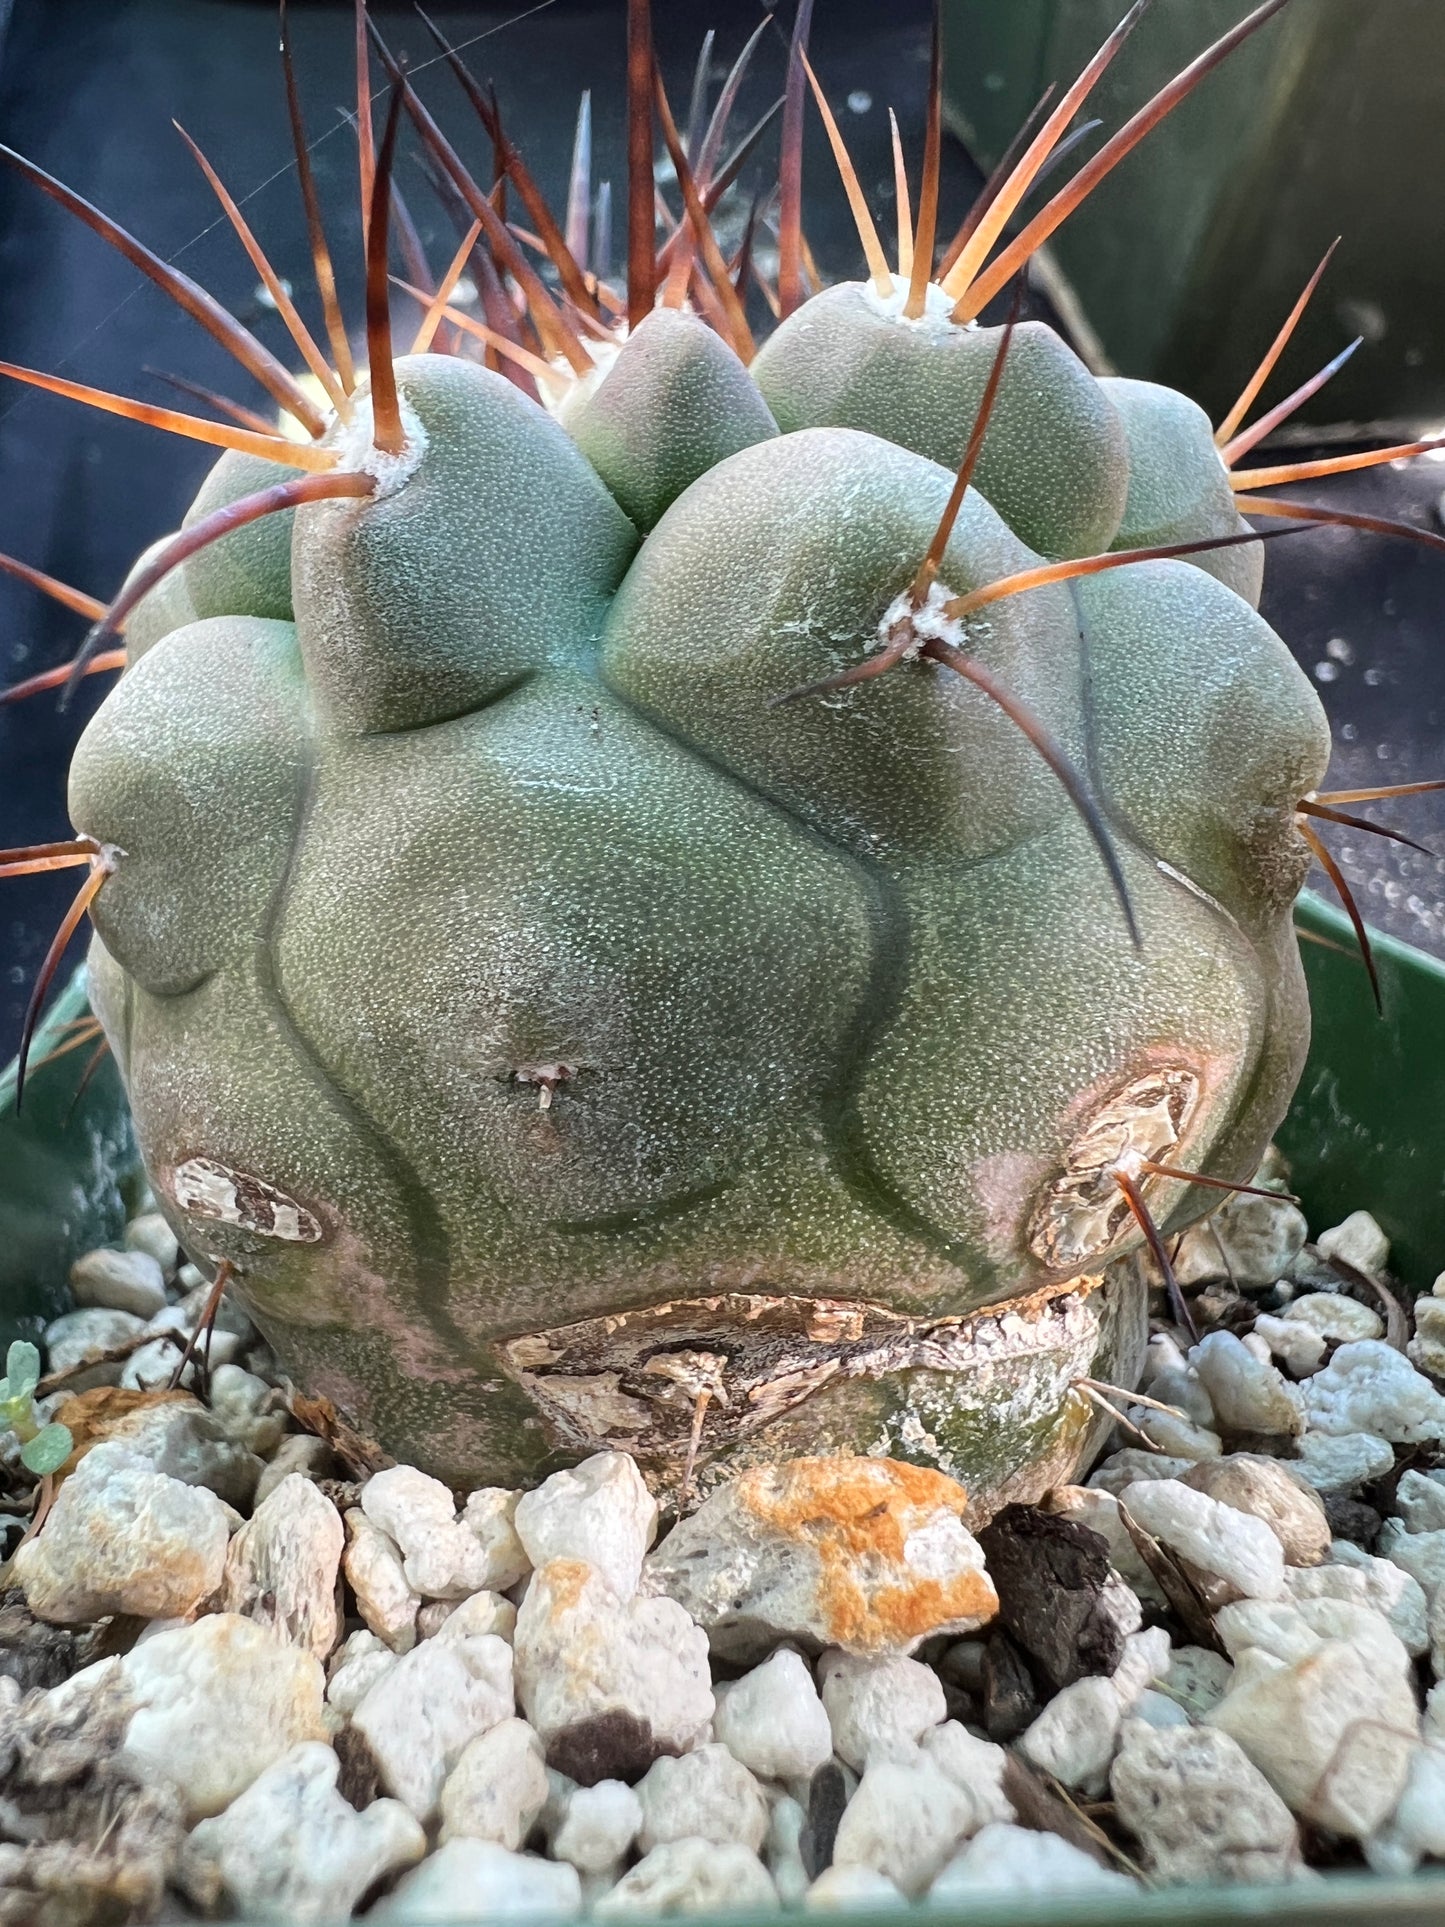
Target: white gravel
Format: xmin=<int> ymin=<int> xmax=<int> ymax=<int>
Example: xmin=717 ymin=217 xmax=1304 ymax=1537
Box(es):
xmin=15 ymin=1166 xmax=1445 ymax=1914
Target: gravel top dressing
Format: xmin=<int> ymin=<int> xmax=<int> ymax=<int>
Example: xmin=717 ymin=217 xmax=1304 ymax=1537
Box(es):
xmin=5 ymin=1162 xmax=1445 ymax=1922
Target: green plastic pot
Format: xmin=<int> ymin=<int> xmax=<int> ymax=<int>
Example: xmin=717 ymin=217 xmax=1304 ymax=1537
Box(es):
xmin=1281 ymin=891 xmax=1445 ymax=1292
xmin=0 ymin=961 xmax=142 ymax=1351
xmin=669 ymin=1872 xmax=1445 ymax=1924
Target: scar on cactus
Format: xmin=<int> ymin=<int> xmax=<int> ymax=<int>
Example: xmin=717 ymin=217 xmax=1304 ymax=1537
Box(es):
xmin=4 ymin=0 xmax=1445 ymax=1494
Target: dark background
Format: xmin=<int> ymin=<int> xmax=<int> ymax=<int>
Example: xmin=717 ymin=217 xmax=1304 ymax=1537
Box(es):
xmin=0 ymin=0 xmax=1441 ymax=1059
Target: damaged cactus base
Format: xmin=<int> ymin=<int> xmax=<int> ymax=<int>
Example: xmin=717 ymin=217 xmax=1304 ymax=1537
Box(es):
xmin=262 ymin=1260 xmax=1147 ymax=1513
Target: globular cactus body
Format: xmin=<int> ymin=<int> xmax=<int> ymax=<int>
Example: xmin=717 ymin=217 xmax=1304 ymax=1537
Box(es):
xmin=13 ymin=0 xmax=1411 ymax=1506
xmin=68 ymin=296 xmax=1327 ymax=1498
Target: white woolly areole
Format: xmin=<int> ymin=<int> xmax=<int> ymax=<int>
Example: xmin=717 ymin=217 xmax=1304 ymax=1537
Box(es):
xmin=331 ymin=391 xmax=429 ymax=497
xmin=873 ymin=580 xmax=968 ymax=660
xmin=549 ymin=334 xmax=625 ymax=425
xmin=861 ymin=273 xmax=967 ymax=332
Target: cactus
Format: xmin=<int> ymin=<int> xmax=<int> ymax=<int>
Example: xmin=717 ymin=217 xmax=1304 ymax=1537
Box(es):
xmin=2 ymin=0 xmax=1441 ymax=1502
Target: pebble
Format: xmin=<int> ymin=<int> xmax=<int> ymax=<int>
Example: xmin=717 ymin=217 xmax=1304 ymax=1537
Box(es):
xmin=636 ymin=1744 xmax=769 ymax=1853
xmin=69 ymin=1247 xmax=167 ymax=1319
xmin=1128 ymin=1409 xmax=1222 ymax=1459
xmin=918 ymin=1722 xmax=1015 ymax=1831
xmin=1394 ymin=1469 xmax=1445 ymax=1535
xmin=255 ymin=1432 xmax=340 ymax=1506
xmin=1285 ymin=1292 xmax=1385 ymax=1343
xmin=1017 ymin=1674 xmax=1126 ymax=1797
xmin=344 ymin=1509 xmax=420 ymax=1652
xmin=1366 ymin=1743 xmax=1445 ymax=1875
xmin=361 ymin=1466 xmax=529 ymax=1600
xmin=1410 ymin=1298 xmax=1445 ymax=1379
xmin=14 ymin=1441 xmax=234 ymax=1623
xmin=59 ymin=1386 xmax=264 ymax=1508
xmin=178 ymin=1740 xmax=425 ymax=1922
xmin=929 ymin=1821 xmax=1133 ymax=1896
xmin=1113 ymin=1625 xmax=1173 ymax=1705
xmin=176 ymin=1279 xmax=257 ymax=1344
xmin=830 ymin=1752 xmax=974 ymax=1896
xmin=803 ymin=1864 xmax=905 ymax=1910
xmin=327 ymin=1638 xmax=398 ymax=1720
xmin=712 ymin=1647 xmax=834 ymax=1784
xmin=439 ymin=1716 xmax=550 ymax=1849
xmin=1014 ymin=1625 xmax=1167 ymax=1794
xmin=1377 ymin=1518 xmax=1445 ymax=1606
xmin=1252 ymin=1313 xmax=1326 ymax=1377
xmin=1288 ymin=1548 xmax=1429 ymax=1655
xmin=380 ymin=1838 xmax=581 ymax=1920
xmin=550 ymin=1780 xmax=643 ymax=1874
xmin=121 ymin=1613 xmax=327 ymax=1821
xmin=1043 ymin=1485 xmax=1166 ymax=1606
xmin=644 ymin=1457 xmax=997 ymax=1663
xmin=513 ymin=1559 xmax=713 ymax=1784
xmin=1304 ymin=1340 xmax=1445 ymax=1442
xmin=427 ymin=1588 xmax=518 ymax=1646
xmin=1111 ymin=1719 xmax=1299 ymax=1884
xmin=1087 ymin=1450 xmax=1192 ymax=1494
xmin=1317 ymin=1210 xmax=1390 ymax=1276
xmin=1214 ymin=1596 xmax=1410 ymax=1678
xmin=207 ymin=1364 xmax=288 ymax=1457
xmin=818 ymin=1651 xmax=946 ymax=1770
xmin=1293 ymin=1429 xmax=1395 ymax=1491
xmin=1190 ymin=1331 xmax=1304 ymax=1438
xmin=1173 ymin=1191 xmax=1308 ymax=1289
xmin=43 ymin=1307 xmax=145 ymax=1388
xmin=222 ymin=1473 xmax=343 ymax=1660
xmin=120 ymin=1307 xmax=242 ymax=1393
xmin=1143 ymin=1360 xmax=1216 ymax=1428
xmin=352 ymin=1632 xmax=515 ymax=1820
xmin=593 ymin=1839 xmax=777 ymax=1917
xmin=1119 ymin=1478 xmax=1285 ymax=1605
xmin=1140 ymin=1332 xmax=1190 ymax=1387
xmin=1132 ymin=1687 xmax=1191 ymax=1728
xmin=123 ymin=1212 xmax=181 ymax=1273
xmin=1180 ymin=1455 xmax=1330 ymax=1566
xmin=1206 ymin=1640 xmax=1419 ymax=1838
xmin=514 ymin=1452 xmax=657 ymax=1602
xmin=1159 ymin=1645 xmax=1233 ymax=1718
xmin=1321 ymin=1492 xmax=1383 ymax=1549
xmin=765 ymin=1792 xmax=809 ymax=1906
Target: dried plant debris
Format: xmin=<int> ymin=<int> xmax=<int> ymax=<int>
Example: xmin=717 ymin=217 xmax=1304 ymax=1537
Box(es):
xmin=5 ymin=1157 xmax=1445 ymax=1913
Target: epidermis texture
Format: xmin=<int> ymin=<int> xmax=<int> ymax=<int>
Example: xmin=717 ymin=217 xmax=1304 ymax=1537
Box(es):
xmin=67 ymin=300 xmax=1330 ymax=1487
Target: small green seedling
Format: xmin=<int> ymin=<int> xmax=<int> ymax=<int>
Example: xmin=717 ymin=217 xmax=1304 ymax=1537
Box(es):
xmin=0 ymin=1341 xmax=72 ymax=1478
